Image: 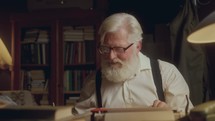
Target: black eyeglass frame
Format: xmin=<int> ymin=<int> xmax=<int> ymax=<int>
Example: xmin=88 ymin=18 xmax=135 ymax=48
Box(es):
xmin=98 ymin=43 xmax=134 ymax=54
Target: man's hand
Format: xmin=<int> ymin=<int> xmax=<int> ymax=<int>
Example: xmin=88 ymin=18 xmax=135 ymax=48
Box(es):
xmin=152 ymin=100 xmax=170 ymax=108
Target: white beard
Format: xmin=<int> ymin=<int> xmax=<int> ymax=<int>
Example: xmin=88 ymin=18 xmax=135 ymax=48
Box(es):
xmin=101 ymin=54 xmax=140 ymax=83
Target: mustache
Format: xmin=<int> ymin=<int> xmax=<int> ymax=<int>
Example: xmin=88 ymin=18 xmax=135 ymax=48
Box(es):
xmin=105 ymin=59 xmax=123 ymax=65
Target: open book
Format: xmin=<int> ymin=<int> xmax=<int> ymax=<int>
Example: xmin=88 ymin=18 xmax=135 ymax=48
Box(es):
xmin=0 ymin=105 xmax=91 ymax=121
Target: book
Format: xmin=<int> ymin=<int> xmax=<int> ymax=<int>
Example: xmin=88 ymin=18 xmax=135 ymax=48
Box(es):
xmin=0 ymin=105 xmax=77 ymax=121
xmin=92 ymin=107 xmax=176 ymax=121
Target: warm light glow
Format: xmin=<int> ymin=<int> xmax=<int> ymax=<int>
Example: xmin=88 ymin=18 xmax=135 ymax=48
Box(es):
xmin=0 ymin=38 xmax=12 ymax=67
xmin=187 ymin=23 xmax=215 ymax=43
xmin=187 ymin=11 xmax=215 ymax=44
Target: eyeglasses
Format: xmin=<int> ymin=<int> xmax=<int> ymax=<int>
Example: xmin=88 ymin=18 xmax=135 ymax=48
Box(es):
xmin=98 ymin=43 xmax=134 ymax=54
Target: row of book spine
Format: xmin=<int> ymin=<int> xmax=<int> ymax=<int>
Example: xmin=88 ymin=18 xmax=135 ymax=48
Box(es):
xmin=21 ymin=26 xmax=95 ymax=65
xmin=64 ymin=41 xmax=95 ymax=64
xmin=64 ymin=70 xmax=94 ymax=92
xmin=21 ymin=43 xmax=49 ymax=64
xmin=21 ymin=28 xmax=50 ymax=64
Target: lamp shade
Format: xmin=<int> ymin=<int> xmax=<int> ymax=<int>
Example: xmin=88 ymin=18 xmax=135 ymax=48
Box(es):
xmin=0 ymin=38 xmax=12 ymax=67
xmin=187 ymin=11 xmax=215 ymax=44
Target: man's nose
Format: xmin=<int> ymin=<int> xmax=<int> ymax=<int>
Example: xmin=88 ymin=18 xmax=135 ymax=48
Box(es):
xmin=108 ymin=49 xmax=117 ymax=60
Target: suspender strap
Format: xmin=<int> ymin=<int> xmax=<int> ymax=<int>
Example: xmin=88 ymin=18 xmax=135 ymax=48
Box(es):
xmin=95 ymin=69 xmax=102 ymax=108
xmin=150 ymin=59 xmax=165 ymax=102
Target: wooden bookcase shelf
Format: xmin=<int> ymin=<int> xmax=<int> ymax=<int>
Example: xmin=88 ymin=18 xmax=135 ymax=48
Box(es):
xmin=10 ymin=9 xmax=103 ymax=105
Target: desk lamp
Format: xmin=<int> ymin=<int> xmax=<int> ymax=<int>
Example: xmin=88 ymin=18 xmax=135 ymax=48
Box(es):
xmin=0 ymin=38 xmax=12 ymax=70
xmin=187 ymin=11 xmax=215 ymax=43
xmin=187 ymin=11 xmax=215 ymax=121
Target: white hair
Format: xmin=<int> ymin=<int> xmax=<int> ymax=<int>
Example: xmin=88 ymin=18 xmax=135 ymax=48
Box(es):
xmin=98 ymin=13 xmax=143 ymax=45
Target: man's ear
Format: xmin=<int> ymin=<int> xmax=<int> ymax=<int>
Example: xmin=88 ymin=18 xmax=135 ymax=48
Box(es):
xmin=136 ymin=41 xmax=142 ymax=51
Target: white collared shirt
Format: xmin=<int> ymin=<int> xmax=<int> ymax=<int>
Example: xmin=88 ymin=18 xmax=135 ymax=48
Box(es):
xmin=73 ymin=52 xmax=193 ymax=114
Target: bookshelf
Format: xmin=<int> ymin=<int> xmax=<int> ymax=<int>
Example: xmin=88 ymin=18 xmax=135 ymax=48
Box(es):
xmin=62 ymin=25 xmax=97 ymax=105
xmin=10 ymin=9 xmax=103 ymax=105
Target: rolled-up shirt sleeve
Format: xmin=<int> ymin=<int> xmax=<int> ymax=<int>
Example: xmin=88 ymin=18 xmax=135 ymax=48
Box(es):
xmin=159 ymin=60 xmax=193 ymax=112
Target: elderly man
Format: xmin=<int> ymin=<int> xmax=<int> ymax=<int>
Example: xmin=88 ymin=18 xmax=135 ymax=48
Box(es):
xmin=73 ymin=13 xmax=193 ymax=114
